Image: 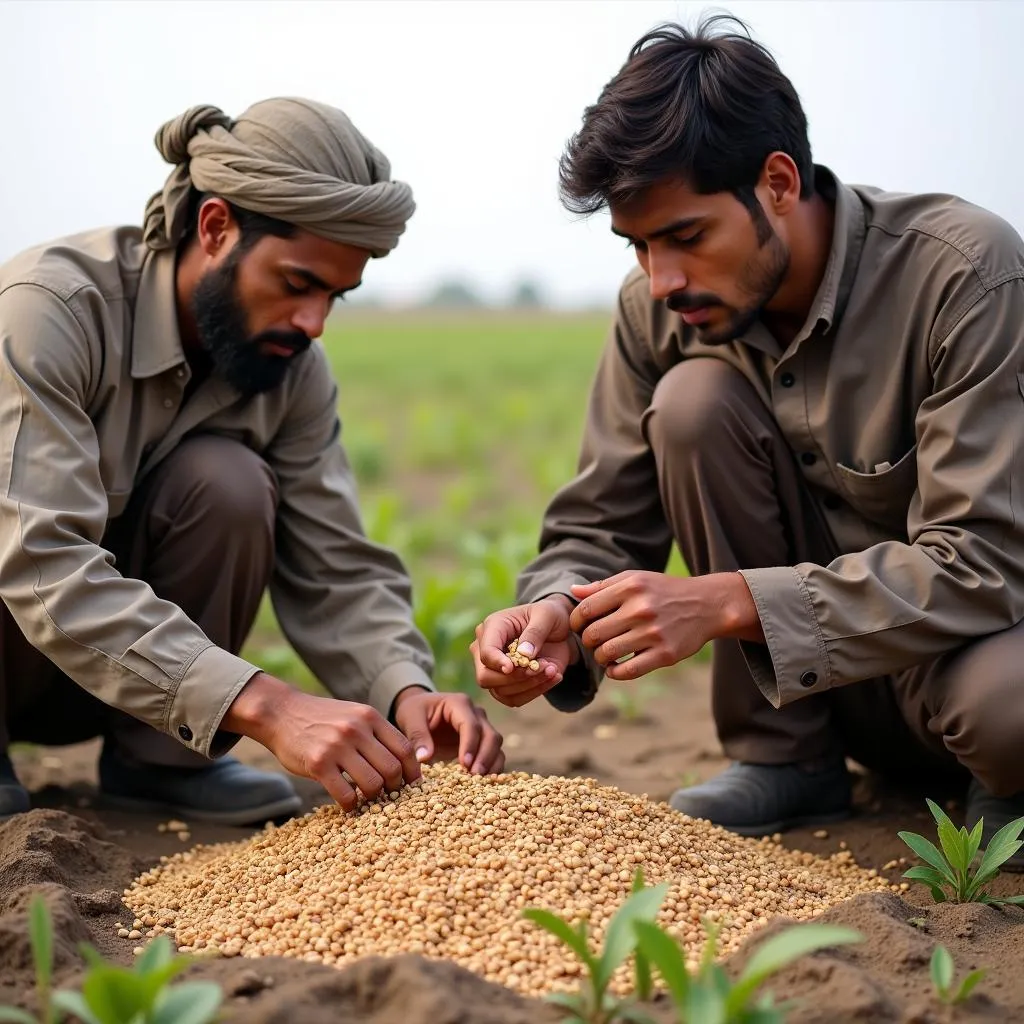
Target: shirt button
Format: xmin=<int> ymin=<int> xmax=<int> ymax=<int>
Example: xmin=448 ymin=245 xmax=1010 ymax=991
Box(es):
xmin=780 ymin=372 xmax=796 ymax=388
xmin=163 ymin=398 xmax=174 ymax=409
xmin=176 ymin=368 xmax=185 ymax=378
xmin=799 ymin=671 xmax=818 ymax=688
xmin=178 ymin=725 xmax=193 ymax=742
xmin=823 ymin=495 xmax=841 ymax=510
xmin=801 ymin=452 xmax=817 ymax=466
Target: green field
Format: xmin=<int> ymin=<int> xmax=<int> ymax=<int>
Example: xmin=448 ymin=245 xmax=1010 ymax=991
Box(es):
xmin=241 ymin=309 xmax=693 ymax=695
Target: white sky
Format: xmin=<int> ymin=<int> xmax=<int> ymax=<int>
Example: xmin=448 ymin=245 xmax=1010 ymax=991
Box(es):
xmin=1 ymin=0 xmax=1022 ymax=307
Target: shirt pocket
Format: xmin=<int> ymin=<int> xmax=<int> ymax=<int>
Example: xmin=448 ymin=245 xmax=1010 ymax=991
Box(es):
xmin=834 ymin=445 xmax=917 ymax=537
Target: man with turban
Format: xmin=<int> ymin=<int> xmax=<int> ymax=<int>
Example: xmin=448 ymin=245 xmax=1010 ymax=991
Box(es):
xmin=0 ymin=98 xmax=504 ymax=824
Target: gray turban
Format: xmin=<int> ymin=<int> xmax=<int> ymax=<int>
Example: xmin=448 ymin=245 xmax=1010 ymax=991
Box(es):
xmin=142 ymin=98 xmax=415 ymax=257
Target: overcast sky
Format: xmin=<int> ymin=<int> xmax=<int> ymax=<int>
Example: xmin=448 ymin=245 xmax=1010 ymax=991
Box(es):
xmin=1 ymin=0 xmax=1021 ymax=307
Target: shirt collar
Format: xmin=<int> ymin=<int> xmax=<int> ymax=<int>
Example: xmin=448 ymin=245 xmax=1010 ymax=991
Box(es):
xmin=130 ymin=248 xmax=188 ymax=379
xmin=801 ymin=164 xmax=867 ymax=338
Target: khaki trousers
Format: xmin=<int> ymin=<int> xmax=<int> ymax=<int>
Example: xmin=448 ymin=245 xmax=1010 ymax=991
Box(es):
xmin=645 ymin=358 xmax=1024 ymax=798
xmin=0 ymin=436 xmax=276 ymax=766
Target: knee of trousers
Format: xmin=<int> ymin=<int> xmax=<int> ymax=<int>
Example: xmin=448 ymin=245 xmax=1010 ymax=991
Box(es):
xmin=932 ymin=638 xmax=1024 ymax=797
xmin=155 ymin=435 xmax=278 ymax=541
xmin=643 ymin=358 xmax=767 ymax=458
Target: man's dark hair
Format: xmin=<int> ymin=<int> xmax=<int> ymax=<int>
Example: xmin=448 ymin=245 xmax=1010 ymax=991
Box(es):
xmin=558 ymin=14 xmax=814 ymax=219
xmin=183 ymin=189 xmax=297 ymax=254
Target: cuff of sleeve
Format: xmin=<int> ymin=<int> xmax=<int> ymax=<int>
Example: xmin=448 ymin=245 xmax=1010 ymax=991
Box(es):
xmin=167 ymin=645 xmax=262 ymax=758
xmin=737 ymin=566 xmax=831 ymax=708
xmin=369 ymin=661 xmax=436 ymax=721
xmin=544 ymin=634 xmax=603 ymax=713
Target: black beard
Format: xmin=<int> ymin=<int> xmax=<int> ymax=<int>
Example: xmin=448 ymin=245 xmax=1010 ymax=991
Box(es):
xmin=191 ymin=252 xmax=311 ymax=398
xmin=667 ymin=228 xmax=791 ymax=347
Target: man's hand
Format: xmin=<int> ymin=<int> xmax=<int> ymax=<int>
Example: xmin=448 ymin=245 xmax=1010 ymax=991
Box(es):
xmin=570 ymin=570 xmax=763 ymax=680
xmin=391 ymin=687 xmax=505 ymax=775
xmin=471 ymin=595 xmax=578 ymax=707
xmin=222 ymin=673 xmax=421 ymax=811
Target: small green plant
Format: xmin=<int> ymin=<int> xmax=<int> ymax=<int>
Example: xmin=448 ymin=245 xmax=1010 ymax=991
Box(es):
xmin=523 ymin=870 xmax=668 ymax=1024
xmin=898 ymin=799 xmax=1024 ymax=906
xmin=606 ymin=682 xmax=664 ymax=723
xmin=929 ymin=945 xmax=987 ymax=1006
xmin=633 ymin=918 xmax=861 ymax=1024
xmin=0 ymin=895 xmax=222 ymax=1024
xmin=523 ymin=871 xmax=861 ymax=1024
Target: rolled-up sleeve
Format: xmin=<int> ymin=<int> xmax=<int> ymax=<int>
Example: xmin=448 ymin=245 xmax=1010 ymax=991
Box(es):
xmin=265 ymin=346 xmax=435 ymax=719
xmin=516 ymin=275 xmax=675 ymax=709
xmin=741 ymin=279 xmax=1024 ymax=706
xmin=0 ymin=283 xmax=259 ymax=757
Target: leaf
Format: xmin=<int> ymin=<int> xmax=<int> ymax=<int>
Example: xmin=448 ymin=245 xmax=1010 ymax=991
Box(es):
xmin=697 ymin=920 xmax=720 ymax=979
xmin=595 ymin=882 xmax=669 ymax=991
xmin=992 ymin=894 xmax=1024 ymax=906
xmin=0 ymin=1008 xmax=39 ymax=1024
xmin=971 ymin=815 xmax=1024 ymax=887
xmin=133 ymin=937 xmax=175 ymax=977
xmin=29 ymin=896 xmax=53 ymax=998
xmin=633 ymin=921 xmax=690 ymax=1009
xmin=616 ymin=1006 xmax=659 ymax=1024
xmin=728 ymin=925 xmax=862 ymax=1012
xmin=544 ymin=992 xmax=585 ymax=1012
xmin=955 ymin=969 xmax=987 ymax=1003
xmin=965 ymin=819 xmax=985 ymax=870
xmin=927 ymin=800 xmax=966 ymax=874
xmin=929 ymin=885 xmax=949 ymax=904
xmin=897 ymin=831 xmax=958 ymax=888
xmin=51 ymin=991 xmax=103 ymax=1024
xmin=902 ymin=866 xmax=951 ymax=898
xmin=633 ymin=942 xmax=654 ymax=1003
xmin=682 ymin=983 xmax=727 ymax=1024
xmin=138 ymin=961 xmax=192 ymax=1012
xmin=149 ymin=982 xmax=222 ymax=1024
xmin=521 ymin=909 xmax=596 ymax=973
xmin=930 ymin=945 xmax=954 ymax=997
xmin=81 ymin=966 xmax=145 ymax=1023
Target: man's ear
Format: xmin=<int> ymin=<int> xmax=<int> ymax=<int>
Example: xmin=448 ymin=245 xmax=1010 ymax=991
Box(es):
xmin=195 ymin=197 xmax=238 ymax=258
xmin=759 ymin=151 xmax=802 ymax=217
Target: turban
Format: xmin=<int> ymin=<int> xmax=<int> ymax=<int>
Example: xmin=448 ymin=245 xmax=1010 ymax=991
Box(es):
xmin=142 ymin=98 xmax=415 ymax=257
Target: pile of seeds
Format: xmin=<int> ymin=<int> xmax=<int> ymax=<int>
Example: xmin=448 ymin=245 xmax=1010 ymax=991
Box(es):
xmin=122 ymin=764 xmax=893 ymax=996
xmin=506 ymin=638 xmax=540 ymax=672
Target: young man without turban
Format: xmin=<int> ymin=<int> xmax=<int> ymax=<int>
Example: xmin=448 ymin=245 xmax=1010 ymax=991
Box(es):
xmin=0 ymin=98 xmax=504 ymax=824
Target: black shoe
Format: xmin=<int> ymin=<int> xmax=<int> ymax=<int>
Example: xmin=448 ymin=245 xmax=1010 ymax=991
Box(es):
xmin=965 ymin=778 xmax=1024 ymax=873
xmin=0 ymin=753 xmax=31 ymax=819
xmin=669 ymin=759 xmax=852 ymax=837
xmin=98 ymin=745 xmax=302 ymax=827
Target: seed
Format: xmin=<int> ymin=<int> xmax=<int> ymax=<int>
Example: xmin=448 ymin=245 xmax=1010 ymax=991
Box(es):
xmin=123 ymin=763 xmax=893 ymax=999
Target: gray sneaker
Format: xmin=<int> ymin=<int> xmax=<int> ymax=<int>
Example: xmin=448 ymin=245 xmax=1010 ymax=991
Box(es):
xmin=0 ymin=754 xmax=30 ymax=819
xmin=965 ymin=778 xmax=1024 ymax=873
xmin=669 ymin=759 xmax=852 ymax=837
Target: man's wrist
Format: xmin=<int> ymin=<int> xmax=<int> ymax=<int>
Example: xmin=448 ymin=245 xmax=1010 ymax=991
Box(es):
xmin=716 ymin=572 xmax=765 ymax=643
xmin=389 ymin=684 xmax=430 ymax=723
xmin=221 ymin=672 xmax=294 ymax=743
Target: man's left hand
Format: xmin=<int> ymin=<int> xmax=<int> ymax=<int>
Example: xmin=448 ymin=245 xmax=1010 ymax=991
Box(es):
xmin=392 ymin=688 xmax=505 ymax=775
xmin=569 ymin=570 xmax=763 ymax=680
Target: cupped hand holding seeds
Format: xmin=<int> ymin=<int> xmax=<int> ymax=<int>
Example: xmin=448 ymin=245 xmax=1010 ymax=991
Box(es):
xmin=471 ymin=595 xmax=579 ymax=707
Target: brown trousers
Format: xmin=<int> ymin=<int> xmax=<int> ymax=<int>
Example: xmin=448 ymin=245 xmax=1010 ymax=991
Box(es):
xmin=646 ymin=358 xmax=1024 ymax=798
xmin=0 ymin=436 xmax=277 ymax=766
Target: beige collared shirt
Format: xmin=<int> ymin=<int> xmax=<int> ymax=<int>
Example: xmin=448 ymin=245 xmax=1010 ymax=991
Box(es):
xmin=519 ymin=167 xmax=1024 ymax=712
xmin=0 ymin=227 xmax=434 ymax=758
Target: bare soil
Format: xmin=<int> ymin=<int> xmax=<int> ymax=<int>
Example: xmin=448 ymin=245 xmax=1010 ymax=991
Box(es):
xmin=1 ymin=663 xmax=1021 ymax=1023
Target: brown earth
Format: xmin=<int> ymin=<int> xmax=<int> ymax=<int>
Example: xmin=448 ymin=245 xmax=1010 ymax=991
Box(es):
xmin=1 ymin=662 xmax=1022 ymax=1023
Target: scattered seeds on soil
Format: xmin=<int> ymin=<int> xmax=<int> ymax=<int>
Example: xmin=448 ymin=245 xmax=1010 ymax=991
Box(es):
xmin=122 ymin=763 xmax=895 ymax=996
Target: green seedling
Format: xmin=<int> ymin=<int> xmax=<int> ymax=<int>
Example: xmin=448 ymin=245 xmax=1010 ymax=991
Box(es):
xmin=633 ymin=918 xmax=861 ymax=1024
xmin=606 ymin=683 xmax=664 ymax=723
xmin=523 ymin=869 xmax=668 ymax=1024
xmin=929 ymin=945 xmax=987 ymax=1006
xmin=898 ymin=799 xmax=1024 ymax=905
xmin=0 ymin=896 xmax=222 ymax=1024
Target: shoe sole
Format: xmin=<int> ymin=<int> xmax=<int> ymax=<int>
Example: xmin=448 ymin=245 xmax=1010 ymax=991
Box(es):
xmin=684 ymin=807 xmax=853 ymax=839
xmin=99 ymin=792 xmax=304 ymax=827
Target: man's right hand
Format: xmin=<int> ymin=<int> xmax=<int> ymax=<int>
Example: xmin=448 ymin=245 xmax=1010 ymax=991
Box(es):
xmin=221 ymin=673 xmax=421 ymax=810
xmin=471 ymin=595 xmax=579 ymax=707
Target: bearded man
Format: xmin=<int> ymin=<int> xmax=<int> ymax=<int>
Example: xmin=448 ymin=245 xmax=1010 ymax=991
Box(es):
xmin=473 ymin=17 xmax=1024 ymax=868
xmin=0 ymin=98 xmax=503 ymax=824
